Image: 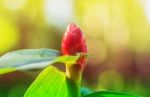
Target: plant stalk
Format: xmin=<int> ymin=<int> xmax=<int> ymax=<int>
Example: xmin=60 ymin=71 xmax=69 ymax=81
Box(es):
xmin=66 ymin=65 xmax=82 ymax=97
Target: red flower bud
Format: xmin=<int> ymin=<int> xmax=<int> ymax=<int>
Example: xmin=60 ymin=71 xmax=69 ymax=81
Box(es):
xmin=61 ymin=23 xmax=87 ymax=70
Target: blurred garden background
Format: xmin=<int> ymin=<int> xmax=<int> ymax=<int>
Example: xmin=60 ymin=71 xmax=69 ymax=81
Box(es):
xmin=0 ymin=0 xmax=150 ymax=97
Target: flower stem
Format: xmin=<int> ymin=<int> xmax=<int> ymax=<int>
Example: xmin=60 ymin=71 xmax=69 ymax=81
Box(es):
xmin=66 ymin=65 xmax=82 ymax=97
xmin=66 ymin=78 xmax=81 ymax=97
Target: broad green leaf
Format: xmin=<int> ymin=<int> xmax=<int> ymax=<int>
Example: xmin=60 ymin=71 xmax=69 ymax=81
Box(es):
xmin=84 ymin=91 xmax=141 ymax=97
xmin=24 ymin=66 xmax=68 ymax=97
xmin=0 ymin=48 xmax=80 ymax=75
xmin=0 ymin=49 xmax=60 ymax=72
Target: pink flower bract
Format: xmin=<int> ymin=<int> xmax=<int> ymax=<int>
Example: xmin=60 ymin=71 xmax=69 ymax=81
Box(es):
xmin=61 ymin=23 xmax=87 ymax=69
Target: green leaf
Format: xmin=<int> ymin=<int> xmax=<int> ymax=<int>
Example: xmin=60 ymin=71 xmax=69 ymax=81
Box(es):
xmin=81 ymin=87 xmax=93 ymax=97
xmin=0 ymin=49 xmax=60 ymax=72
xmin=84 ymin=91 xmax=142 ymax=97
xmin=0 ymin=68 xmax=16 ymax=74
xmin=54 ymin=55 xmax=80 ymax=66
xmin=0 ymin=48 xmax=80 ymax=75
xmin=24 ymin=66 xmax=68 ymax=97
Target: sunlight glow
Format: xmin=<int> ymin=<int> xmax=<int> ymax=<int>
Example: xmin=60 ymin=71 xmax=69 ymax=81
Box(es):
xmin=142 ymin=0 xmax=150 ymax=21
xmin=2 ymin=0 xmax=27 ymax=10
xmin=44 ymin=0 xmax=73 ymax=28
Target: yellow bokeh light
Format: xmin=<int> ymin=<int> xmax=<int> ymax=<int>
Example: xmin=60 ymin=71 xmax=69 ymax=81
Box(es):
xmin=0 ymin=16 xmax=19 ymax=53
xmin=98 ymin=70 xmax=124 ymax=91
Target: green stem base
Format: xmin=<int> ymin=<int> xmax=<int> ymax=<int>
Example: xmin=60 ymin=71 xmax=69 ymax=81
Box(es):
xmin=66 ymin=78 xmax=81 ymax=97
xmin=66 ymin=65 xmax=82 ymax=97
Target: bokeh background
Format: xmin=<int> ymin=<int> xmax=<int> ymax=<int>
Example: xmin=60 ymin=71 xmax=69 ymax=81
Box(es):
xmin=0 ymin=0 xmax=150 ymax=97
